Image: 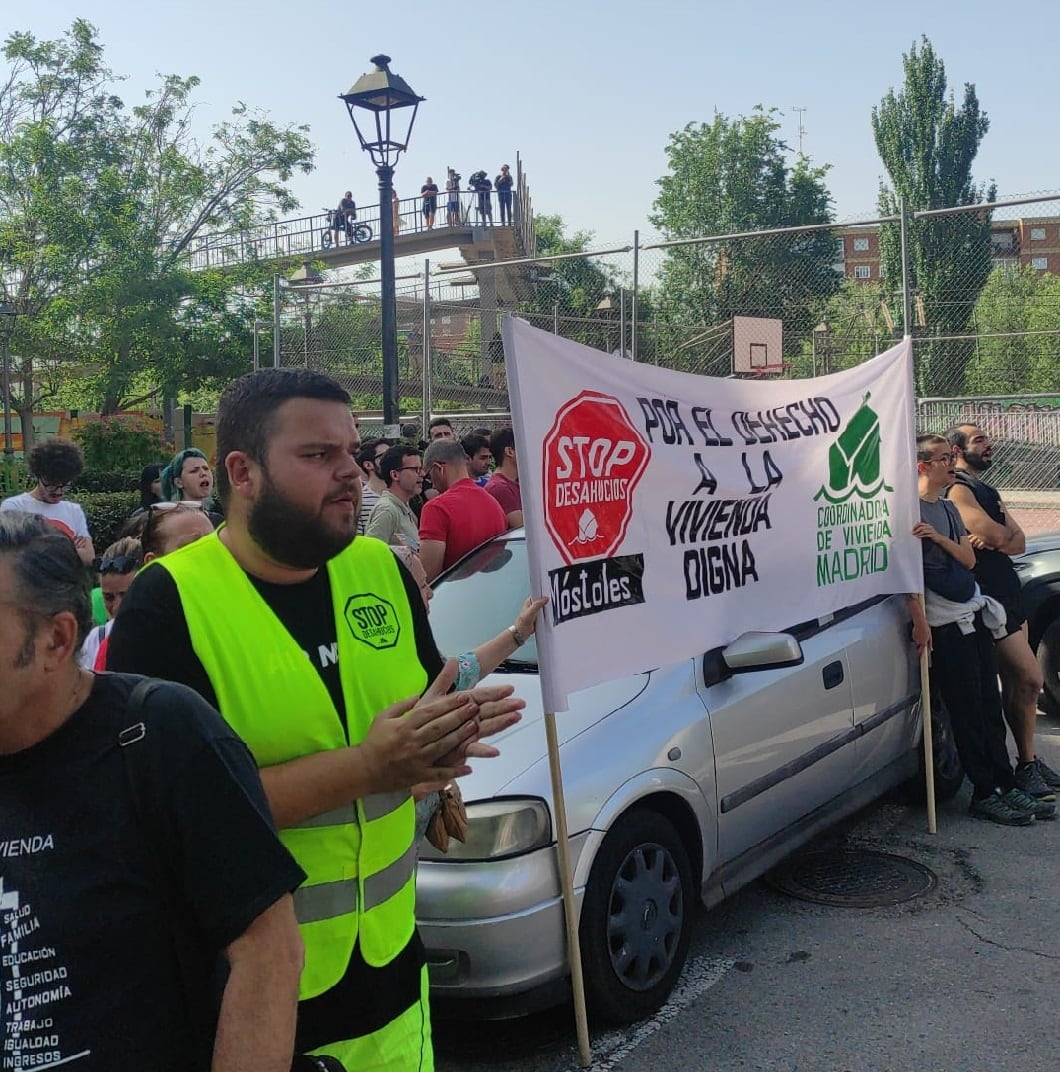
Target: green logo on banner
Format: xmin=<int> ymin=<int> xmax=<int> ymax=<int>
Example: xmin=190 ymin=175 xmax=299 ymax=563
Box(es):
xmin=813 ymin=392 xmax=893 ymax=504
xmin=814 ymin=392 xmax=895 ymax=586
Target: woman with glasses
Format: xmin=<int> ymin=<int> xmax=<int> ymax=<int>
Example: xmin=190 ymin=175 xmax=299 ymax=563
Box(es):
xmin=0 ymin=438 xmax=95 ymax=565
xmin=80 ymin=537 xmax=144 ymax=670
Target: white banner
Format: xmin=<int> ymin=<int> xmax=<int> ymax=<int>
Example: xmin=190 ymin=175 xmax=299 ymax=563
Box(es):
xmin=503 ymin=318 xmax=923 ymax=712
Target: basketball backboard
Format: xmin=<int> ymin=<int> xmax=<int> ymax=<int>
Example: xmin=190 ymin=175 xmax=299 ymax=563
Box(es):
xmin=733 ymin=316 xmax=784 ymax=375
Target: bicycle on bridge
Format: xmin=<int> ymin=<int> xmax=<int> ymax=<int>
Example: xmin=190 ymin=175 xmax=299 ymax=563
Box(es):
xmin=321 ymin=208 xmax=373 ymax=249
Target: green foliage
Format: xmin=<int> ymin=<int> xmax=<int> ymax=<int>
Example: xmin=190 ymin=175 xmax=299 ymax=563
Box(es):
xmin=872 ymin=37 xmax=995 ymax=396
xmin=650 ymin=108 xmax=840 ymax=373
xmin=0 ymin=458 xmax=30 ymax=497
xmin=72 ymin=469 xmax=143 ymax=493
xmin=73 ymin=416 xmax=167 ymax=471
xmin=516 ymin=206 xmax=625 ymax=345
xmin=965 ymin=267 xmax=1060 ymax=394
xmin=0 ymin=20 xmax=315 ymax=420
xmin=68 ymin=490 xmax=138 ymax=549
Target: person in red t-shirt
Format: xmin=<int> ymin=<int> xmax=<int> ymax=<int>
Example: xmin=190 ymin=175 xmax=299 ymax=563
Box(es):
xmin=419 ymin=439 xmax=507 ymax=581
xmin=484 ymin=425 xmax=522 ymax=529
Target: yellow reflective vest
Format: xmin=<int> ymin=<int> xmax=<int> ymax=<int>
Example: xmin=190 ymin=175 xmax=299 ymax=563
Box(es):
xmin=157 ymin=532 xmax=426 ymax=997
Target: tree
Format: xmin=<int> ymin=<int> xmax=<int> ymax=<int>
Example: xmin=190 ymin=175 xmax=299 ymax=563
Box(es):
xmin=519 ymin=213 xmax=623 ymax=347
xmin=965 ymin=267 xmax=1060 ymax=395
xmin=0 ymin=20 xmax=314 ymax=425
xmin=650 ymin=108 xmax=840 ymax=376
xmin=872 ymin=36 xmax=995 ymax=397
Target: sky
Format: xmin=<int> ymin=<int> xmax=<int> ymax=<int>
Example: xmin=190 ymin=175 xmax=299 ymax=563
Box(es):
xmin=6 ymin=1 xmax=1060 ymax=253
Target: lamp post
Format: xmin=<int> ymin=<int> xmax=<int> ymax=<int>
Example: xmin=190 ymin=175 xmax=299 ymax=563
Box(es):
xmin=812 ymin=320 xmax=832 ymax=377
xmin=272 ymin=262 xmax=325 ymax=368
xmin=340 ymin=55 xmax=424 ymax=435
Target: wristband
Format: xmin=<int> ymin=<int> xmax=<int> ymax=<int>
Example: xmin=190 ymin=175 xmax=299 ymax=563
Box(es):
xmin=508 ymin=624 xmax=526 ymax=647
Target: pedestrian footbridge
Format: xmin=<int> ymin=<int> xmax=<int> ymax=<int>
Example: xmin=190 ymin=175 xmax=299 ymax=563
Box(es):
xmin=183 ymin=157 xmax=537 ymax=309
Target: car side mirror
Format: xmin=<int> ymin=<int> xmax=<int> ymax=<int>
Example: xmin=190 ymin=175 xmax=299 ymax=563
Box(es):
xmin=702 ymin=631 xmax=804 ymax=686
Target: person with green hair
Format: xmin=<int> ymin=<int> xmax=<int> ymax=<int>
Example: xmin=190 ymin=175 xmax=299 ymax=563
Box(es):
xmin=160 ymin=448 xmax=222 ymax=526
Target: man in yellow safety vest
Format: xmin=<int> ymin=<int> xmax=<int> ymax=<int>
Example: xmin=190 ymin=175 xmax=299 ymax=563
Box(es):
xmin=109 ymin=367 xmax=525 ymax=1070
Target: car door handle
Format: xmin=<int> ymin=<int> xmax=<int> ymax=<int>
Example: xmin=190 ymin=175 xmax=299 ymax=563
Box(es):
xmin=822 ymin=661 xmax=845 ymax=690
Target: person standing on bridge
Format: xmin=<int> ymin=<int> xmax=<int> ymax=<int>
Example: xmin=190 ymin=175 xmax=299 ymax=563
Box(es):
xmin=495 ymin=164 xmax=513 ymax=224
xmin=420 ymin=177 xmax=438 ymax=230
xmin=445 ymin=169 xmax=461 ymax=226
xmin=469 ymin=171 xmax=492 ymax=225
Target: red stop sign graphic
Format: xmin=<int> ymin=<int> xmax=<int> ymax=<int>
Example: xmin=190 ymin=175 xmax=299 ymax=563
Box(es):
xmin=542 ymin=391 xmax=651 ymax=565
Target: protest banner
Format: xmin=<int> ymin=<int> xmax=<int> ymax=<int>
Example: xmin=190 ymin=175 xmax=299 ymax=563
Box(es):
xmin=503 ymin=317 xmax=923 ymax=712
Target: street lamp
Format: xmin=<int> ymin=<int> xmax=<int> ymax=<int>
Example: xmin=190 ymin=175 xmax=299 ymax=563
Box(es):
xmin=340 ymin=55 xmax=424 ymax=433
xmin=596 ymin=291 xmax=630 ymax=357
xmin=272 ymin=262 xmax=325 ymax=368
xmin=812 ymin=320 xmax=832 ymax=377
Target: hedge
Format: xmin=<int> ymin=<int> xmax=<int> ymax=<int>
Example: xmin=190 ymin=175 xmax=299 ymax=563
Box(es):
xmin=72 ymin=470 xmax=143 ymax=494
xmin=68 ymin=491 xmax=140 ymax=551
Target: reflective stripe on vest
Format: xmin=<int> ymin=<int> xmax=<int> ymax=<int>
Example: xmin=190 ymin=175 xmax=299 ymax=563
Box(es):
xmin=158 ymin=532 xmax=427 ymax=995
xmin=296 ymin=876 xmax=359 ymax=924
xmin=363 ymin=790 xmax=411 ymax=822
xmin=364 ymin=842 xmax=417 ymax=910
xmin=292 ymin=804 xmax=359 ymax=830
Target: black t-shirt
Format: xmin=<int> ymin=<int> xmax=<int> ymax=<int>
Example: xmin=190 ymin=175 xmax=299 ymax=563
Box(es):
xmin=0 ymin=673 xmax=304 ymax=1071
xmin=107 ymin=556 xmax=444 ymax=733
xmin=947 ymin=469 xmax=1021 ymax=603
xmin=106 ymin=548 xmax=446 ymax=1050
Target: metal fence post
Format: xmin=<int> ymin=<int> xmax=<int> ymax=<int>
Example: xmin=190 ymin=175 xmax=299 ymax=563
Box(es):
xmin=273 ymin=275 xmax=282 ymax=368
xmin=899 ymin=198 xmax=913 ymax=339
xmin=631 ymin=229 xmax=639 ymax=361
xmin=422 ymin=259 xmax=431 ymax=436
xmin=553 ymin=301 xmax=560 ymax=335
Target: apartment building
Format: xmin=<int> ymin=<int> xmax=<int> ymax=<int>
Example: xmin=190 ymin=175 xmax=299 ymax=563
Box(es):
xmin=839 ymin=215 xmax=1060 ymax=282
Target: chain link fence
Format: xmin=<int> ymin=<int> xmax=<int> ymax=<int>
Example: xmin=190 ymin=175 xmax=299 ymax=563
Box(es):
xmin=274 ymin=192 xmax=1060 ymax=530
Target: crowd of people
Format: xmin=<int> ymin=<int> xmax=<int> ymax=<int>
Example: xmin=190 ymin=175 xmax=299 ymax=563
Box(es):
xmin=332 ymin=164 xmax=514 ymax=241
xmin=1 ymin=391 xmax=1054 ymax=1068
xmin=0 ymin=377 xmax=536 ymax=1071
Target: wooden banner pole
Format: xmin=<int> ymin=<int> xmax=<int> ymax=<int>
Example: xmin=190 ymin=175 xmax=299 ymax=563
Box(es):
xmin=544 ymin=710 xmax=593 ymax=1068
xmin=918 ymin=594 xmax=937 ymax=834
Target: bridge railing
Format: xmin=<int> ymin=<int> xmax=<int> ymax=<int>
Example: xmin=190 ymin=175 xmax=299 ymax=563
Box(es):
xmin=183 ymin=187 xmax=517 ymax=270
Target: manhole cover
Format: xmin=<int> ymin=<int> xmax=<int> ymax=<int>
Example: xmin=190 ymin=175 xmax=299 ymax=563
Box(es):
xmin=766 ymin=849 xmax=937 ymax=907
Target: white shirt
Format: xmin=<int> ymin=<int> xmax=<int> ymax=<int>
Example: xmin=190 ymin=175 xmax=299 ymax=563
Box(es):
xmin=0 ymin=492 xmax=90 ymax=538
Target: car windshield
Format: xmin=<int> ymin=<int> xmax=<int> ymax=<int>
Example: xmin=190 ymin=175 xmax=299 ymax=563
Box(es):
xmin=429 ymin=536 xmax=538 ymax=669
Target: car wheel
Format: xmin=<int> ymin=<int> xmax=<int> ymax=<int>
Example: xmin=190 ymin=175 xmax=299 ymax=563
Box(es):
xmin=896 ymin=690 xmax=964 ymax=804
xmin=1037 ymin=617 xmax=1060 ymax=718
xmin=579 ymin=808 xmax=694 ymax=1025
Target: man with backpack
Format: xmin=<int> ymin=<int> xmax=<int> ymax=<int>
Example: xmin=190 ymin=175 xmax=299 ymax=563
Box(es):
xmin=0 ymin=511 xmax=305 ymax=1070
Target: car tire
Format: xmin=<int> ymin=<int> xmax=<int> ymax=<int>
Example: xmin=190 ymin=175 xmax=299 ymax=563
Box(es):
xmin=578 ymin=808 xmax=694 ymax=1026
xmin=896 ymin=690 xmax=964 ymax=804
xmin=1037 ymin=617 xmax=1060 ymax=718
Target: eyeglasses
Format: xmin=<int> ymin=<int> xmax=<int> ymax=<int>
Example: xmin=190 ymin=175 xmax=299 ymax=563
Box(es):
xmin=39 ymin=481 xmax=73 ymax=492
xmin=97 ymin=554 xmax=142 ymax=574
xmin=149 ymin=501 xmax=204 ymax=512
xmin=927 ymin=452 xmax=956 ymax=465
xmin=397 ymin=466 xmax=424 ymax=474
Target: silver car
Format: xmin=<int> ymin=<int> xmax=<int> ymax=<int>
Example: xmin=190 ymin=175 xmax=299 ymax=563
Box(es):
xmin=416 ymin=530 xmax=922 ymax=1023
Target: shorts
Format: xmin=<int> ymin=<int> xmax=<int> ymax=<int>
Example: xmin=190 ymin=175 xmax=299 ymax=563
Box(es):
xmin=992 ymin=591 xmax=1026 ymax=640
xmin=422 ymin=199 xmax=437 ymax=215
xmin=332 ymin=214 xmax=346 ymax=230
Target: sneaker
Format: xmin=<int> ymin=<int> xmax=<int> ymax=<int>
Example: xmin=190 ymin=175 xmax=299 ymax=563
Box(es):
xmin=1003 ymin=786 xmax=1057 ymax=820
xmin=968 ymin=791 xmax=1034 ymax=826
xmin=1033 ymin=755 xmax=1060 ymax=791
xmin=1014 ymin=761 xmax=1057 ymax=802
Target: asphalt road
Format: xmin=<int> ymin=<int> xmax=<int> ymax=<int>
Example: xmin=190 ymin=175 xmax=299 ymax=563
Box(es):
xmin=434 ymin=719 xmax=1060 ymax=1072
